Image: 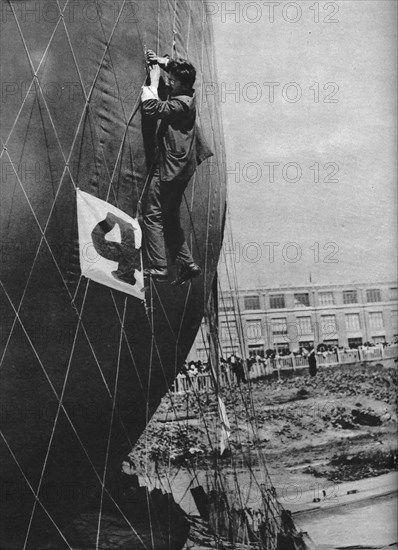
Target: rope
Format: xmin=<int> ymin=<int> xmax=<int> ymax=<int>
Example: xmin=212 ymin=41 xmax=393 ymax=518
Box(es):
xmin=2 ymin=0 xmax=146 ymax=426
xmin=1 ymin=11 xmax=150 ymax=537
xmin=104 ymin=86 xmax=145 ymax=205
xmin=0 ymin=281 xmax=150 ymax=546
xmin=22 ymin=281 xmax=91 ymax=549
xmin=136 ymin=154 xmax=159 ymax=218
xmin=0 ymin=430 xmax=74 ymax=549
xmin=55 ymin=0 xmax=121 ymax=206
xmin=146 ymin=283 xmax=219 ymax=450
xmin=0 ymin=139 xmax=136 ymax=448
xmin=172 ymin=0 xmax=178 ymax=58
xmin=127 ymin=283 xmax=210 ymax=503
xmin=138 ymin=0 xmax=229 ymax=458
xmin=157 ymin=0 xmax=161 ymax=53
xmin=215 ymin=220 xmax=289 ymax=538
xmin=149 ymin=283 xmax=220 ymax=458
xmin=95 ymin=298 xmax=131 ymax=550
xmin=139 ymin=3 xmax=262 ymax=532
xmin=0 ymin=6 xmax=64 ymax=162
xmin=144 ymin=2 xmax=290 ymax=543
xmin=145 ymin=281 xmax=156 ymax=550
xmin=204 ymin=293 xmax=266 ymax=515
xmin=186 ymin=0 xmax=193 ymax=58
xmin=163 ymin=9 xmax=285 ymax=528
xmin=110 ymin=292 xmax=146 ymax=396
xmin=1 ymin=0 xmax=257 ymax=546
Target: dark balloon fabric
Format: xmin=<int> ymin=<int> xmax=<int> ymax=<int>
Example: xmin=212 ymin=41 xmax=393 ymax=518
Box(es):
xmin=0 ymin=1 xmax=226 ymax=546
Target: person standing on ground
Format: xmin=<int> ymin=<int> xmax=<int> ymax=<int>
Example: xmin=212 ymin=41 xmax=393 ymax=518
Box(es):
xmin=140 ymin=50 xmax=213 ymax=285
xmin=307 ymin=346 xmax=317 ymax=377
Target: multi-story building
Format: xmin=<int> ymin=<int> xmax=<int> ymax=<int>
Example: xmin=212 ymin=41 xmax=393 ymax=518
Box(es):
xmin=191 ymin=281 xmax=398 ymax=361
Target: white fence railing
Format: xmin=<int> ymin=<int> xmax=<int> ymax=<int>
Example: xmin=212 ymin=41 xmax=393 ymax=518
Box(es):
xmin=172 ymin=344 xmax=398 ymax=394
xmin=384 ymin=346 xmax=398 ymax=358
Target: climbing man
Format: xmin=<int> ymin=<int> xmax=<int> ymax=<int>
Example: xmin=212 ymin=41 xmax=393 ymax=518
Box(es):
xmin=140 ymin=50 xmax=213 ymax=285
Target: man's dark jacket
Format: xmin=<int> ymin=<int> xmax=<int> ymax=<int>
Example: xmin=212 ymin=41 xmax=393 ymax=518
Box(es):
xmin=141 ymin=92 xmax=213 ymax=182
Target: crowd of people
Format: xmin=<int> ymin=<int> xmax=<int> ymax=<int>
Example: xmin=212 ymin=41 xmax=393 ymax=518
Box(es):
xmin=181 ymin=339 xmax=397 ymax=382
xmin=181 ymin=355 xmax=247 ymax=384
xmin=181 ymin=361 xmax=211 ymax=376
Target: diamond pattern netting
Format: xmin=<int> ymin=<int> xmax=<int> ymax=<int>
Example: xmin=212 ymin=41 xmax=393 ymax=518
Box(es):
xmin=1 ymin=1 xmax=153 ymax=544
xmin=0 ymin=0 xmax=226 ymax=546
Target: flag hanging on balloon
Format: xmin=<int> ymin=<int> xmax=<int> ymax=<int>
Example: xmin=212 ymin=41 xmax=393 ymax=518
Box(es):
xmin=76 ymin=189 xmax=144 ymax=300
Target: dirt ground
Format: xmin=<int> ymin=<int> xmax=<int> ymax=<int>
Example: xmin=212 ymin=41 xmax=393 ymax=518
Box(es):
xmin=134 ymin=363 xmax=398 ymax=486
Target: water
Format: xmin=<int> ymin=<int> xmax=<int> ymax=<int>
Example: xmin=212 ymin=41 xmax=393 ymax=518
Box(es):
xmin=152 ymin=469 xmax=398 ymax=548
xmin=296 ymin=493 xmax=397 ymax=548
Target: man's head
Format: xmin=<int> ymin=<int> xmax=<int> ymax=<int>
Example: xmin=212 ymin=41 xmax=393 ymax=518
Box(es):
xmin=167 ymin=58 xmax=196 ymax=96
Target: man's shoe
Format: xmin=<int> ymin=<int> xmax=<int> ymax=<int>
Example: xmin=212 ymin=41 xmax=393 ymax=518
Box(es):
xmin=171 ymin=263 xmax=202 ymax=286
xmin=144 ymin=267 xmax=168 ymax=281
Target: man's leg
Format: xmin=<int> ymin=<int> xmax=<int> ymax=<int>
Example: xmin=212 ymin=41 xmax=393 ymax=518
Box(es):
xmin=160 ymin=180 xmax=202 ymax=286
xmin=160 ymin=180 xmax=193 ymax=265
xmin=142 ymin=170 xmax=168 ymax=270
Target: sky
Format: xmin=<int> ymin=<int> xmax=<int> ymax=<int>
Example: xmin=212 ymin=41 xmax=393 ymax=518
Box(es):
xmin=210 ymin=0 xmax=397 ymax=289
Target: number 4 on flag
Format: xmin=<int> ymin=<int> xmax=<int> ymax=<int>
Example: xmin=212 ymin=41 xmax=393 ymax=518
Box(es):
xmin=76 ymin=189 xmax=144 ymax=300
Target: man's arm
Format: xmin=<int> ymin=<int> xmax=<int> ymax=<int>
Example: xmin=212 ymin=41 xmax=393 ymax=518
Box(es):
xmin=141 ymin=63 xmax=160 ymax=101
xmin=141 ymin=65 xmax=189 ymax=121
xmin=141 ymin=96 xmax=189 ymax=121
xmin=141 ymin=51 xmax=190 ymax=121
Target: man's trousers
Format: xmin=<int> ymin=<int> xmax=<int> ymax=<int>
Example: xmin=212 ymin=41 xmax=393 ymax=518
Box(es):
xmin=143 ymin=169 xmax=194 ymax=268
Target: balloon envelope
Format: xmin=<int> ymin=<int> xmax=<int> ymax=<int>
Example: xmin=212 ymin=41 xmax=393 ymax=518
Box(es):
xmin=0 ymin=1 xmax=226 ymax=546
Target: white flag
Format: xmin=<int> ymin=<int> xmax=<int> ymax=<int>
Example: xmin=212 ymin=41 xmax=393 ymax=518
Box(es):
xmin=76 ymin=189 xmax=144 ymax=300
xmin=218 ymin=396 xmax=231 ymax=455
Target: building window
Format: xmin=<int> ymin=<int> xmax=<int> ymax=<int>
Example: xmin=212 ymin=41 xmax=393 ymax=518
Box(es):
xmin=275 ymin=342 xmax=290 ymax=353
xmin=343 ymin=290 xmax=358 ymax=304
xmin=321 ymin=315 xmax=337 ymax=337
xmin=372 ymin=336 xmax=386 ymax=344
xmin=271 ymin=318 xmax=287 ymax=335
xmin=246 ymin=319 xmax=262 ymax=341
xmin=345 ymin=313 xmax=360 ymax=331
xmin=369 ymin=312 xmax=384 ymax=330
xmin=248 ymin=345 xmax=265 ymax=357
xmin=366 ymin=289 xmax=381 ymax=303
xmin=348 ymin=337 xmax=362 ymax=348
xmin=390 ymin=288 xmax=398 ymax=301
xmin=298 ymin=316 xmax=312 ymax=334
xmin=294 ymin=293 xmax=310 ymax=307
xmin=244 ymin=295 xmax=261 ymax=310
xmin=318 ymin=291 xmax=334 ymax=306
xmin=220 ymin=295 xmax=234 ymax=312
xmin=220 ymin=321 xmax=238 ymax=342
xmin=392 ymin=311 xmax=398 ymax=328
xmin=269 ymin=294 xmax=285 ymax=309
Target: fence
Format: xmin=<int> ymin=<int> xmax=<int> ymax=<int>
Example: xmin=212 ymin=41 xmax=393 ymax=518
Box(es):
xmin=172 ymin=344 xmax=398 ymax=394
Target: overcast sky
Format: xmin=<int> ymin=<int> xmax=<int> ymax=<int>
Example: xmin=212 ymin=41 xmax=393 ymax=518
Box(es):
xmin=210 ymin=0 xmax=397 ymax=289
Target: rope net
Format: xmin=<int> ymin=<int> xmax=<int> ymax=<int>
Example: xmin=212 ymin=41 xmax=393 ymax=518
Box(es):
xmin=129 ymin=212 xmax=312 ymax=550
xmin=0 ymin=1 xmax=308 ymax=548
xmin=0 ymin=0 xmax=225 ymax=547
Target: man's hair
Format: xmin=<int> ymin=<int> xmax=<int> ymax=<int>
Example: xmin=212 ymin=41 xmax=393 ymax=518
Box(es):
xmin=168 ymin=58 xmax=196 ymax=88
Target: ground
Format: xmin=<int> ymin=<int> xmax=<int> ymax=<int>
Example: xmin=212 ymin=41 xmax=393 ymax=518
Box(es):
xmin=134 ymin=363 xmax=397 ymax=490
xmin=132 ymin=363 xmax=397 ymax=548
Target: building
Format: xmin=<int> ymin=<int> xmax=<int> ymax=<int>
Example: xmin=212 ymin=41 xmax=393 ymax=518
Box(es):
xmin=191 ymin=281 xmax=398 ymax=361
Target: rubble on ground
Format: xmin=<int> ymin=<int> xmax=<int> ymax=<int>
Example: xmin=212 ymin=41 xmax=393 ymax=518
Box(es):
xmin=304 ymin=447 xmax=398 ymax=482
xmin=133 ymin=365 xmax=397 ymax=480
